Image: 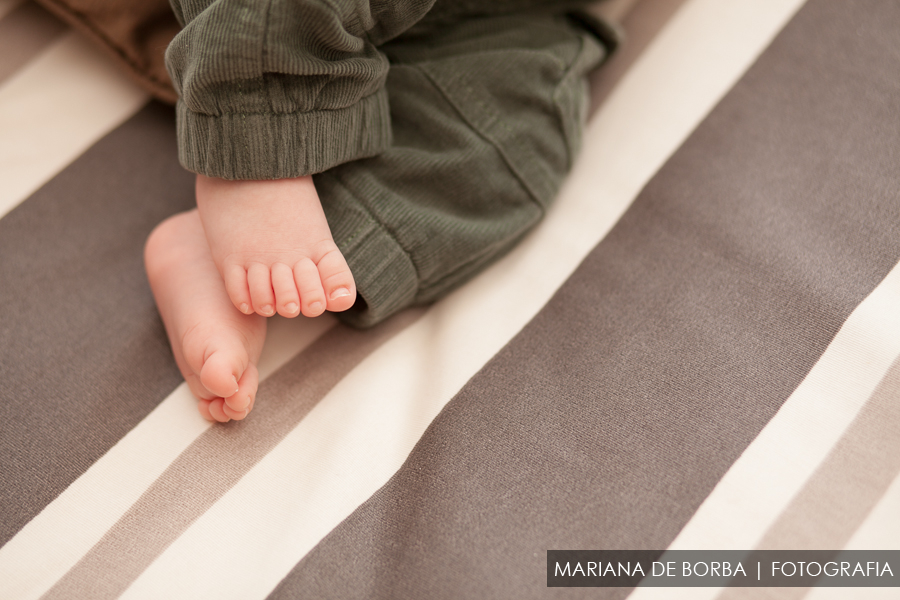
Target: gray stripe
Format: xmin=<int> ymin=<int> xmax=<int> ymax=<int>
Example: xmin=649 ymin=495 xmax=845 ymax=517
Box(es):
xmin=0 ymin=102 xmax=184 ymax=546
xmin=40 ymin=309 xmax=420 ymax=600
xmin=267 ymin=0 xmax=900 ymax=598
xmin=0 ymin=2 xmax=66 ymax=85
xmin=717 ymin=357 xmax=900 ymax=600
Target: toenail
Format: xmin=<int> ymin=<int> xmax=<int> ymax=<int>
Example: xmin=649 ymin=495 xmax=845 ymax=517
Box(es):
xmin=309 ymin=301 xmax=323 ymax=312
xmin=285 ymin=302 xmax=299 ymax=314
xmin=239 ymin=303 xmax=250 ymax=314
xmin=261 ymin=305 xmax=274 ymax=315
xmin=232 ymin=376 xmax=239 ymax=394
xmin=330 ymin=288 xmax=351 ymax=300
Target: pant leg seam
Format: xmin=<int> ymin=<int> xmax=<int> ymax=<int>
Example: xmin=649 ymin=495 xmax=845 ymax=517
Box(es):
xmin=410 ymin=63 xmax=549 ymax=218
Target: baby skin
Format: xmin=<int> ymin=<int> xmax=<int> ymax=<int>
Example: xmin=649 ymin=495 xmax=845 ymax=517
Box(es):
xmin=145 ymin=175 xmax=357 ymax=422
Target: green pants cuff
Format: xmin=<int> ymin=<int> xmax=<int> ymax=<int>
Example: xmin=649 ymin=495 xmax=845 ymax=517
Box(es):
xmin=323 ymin=184 xmax=419 ymax=328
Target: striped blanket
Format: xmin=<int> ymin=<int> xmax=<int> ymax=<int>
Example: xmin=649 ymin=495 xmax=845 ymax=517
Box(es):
xmin=1 ymin=0 xmax=898 ymax=598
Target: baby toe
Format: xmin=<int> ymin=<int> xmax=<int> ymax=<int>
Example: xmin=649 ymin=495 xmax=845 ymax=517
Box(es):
xmin=172 ymin=349 xmax=218 ymax=402
xmin=224 ymin=363 xmax=258 ymax=413
xmin=223 ymin=264 xmax=253 ymax=315
xmin=317 ymin=249 xmax=356 ymax=312
xmin=222 ymin=404 xmax=249 ymax=420
xmin=247 ymin=263 xmax=276 ymax=317
xmin=206 ymin=398 xmax=231 ymax=423
xmin=199 ymin=347 xmax=247 ymax=400
xmin=293 ymin=257 xmax=326 ymax=317
xmin=197 ymin=399 xmax=215 ymax=422
xmin=271 ymin=263 xmax=301 ymax=317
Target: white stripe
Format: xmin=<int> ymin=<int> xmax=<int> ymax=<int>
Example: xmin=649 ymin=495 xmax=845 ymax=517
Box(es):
xmin=840 ymin=471 xmax=900 ymax=551
xmin=630 ymin=254 xmax=900 ymax=600
xmin=0 ymin=31 xmax=147 ymax=220
xmin=116 ymin=0 xmax=808 ymax=597
xmin=0 ymin=0 xmax=24 ymax=22
xmin=0 ymin=315 xmax=335 ymax=600
xmin=803 ymin=473 xmax=900 ymax=600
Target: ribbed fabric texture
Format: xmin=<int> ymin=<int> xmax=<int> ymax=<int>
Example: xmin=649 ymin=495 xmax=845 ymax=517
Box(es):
xmin=313 ymin=14 xmax=607 ymax=327
xmin=175 ymin=88 xmax=393 ymax=180
xmin=165 ymin=0 xmax=599 ymax=179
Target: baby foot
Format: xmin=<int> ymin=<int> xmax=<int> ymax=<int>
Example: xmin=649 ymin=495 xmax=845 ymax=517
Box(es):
xmin=145 ymin=210 xmax=267 ymax=422
xmin=195 ymin=174 xmax=357 ymax=319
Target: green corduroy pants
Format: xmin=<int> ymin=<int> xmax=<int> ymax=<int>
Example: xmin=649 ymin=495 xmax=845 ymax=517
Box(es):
xmin=316 ymin=12 xmax=611 ymax=327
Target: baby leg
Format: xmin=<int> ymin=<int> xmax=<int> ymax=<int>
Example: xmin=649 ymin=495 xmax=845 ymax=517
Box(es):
xmin=145 ymin=209 xmax=266 ymax=422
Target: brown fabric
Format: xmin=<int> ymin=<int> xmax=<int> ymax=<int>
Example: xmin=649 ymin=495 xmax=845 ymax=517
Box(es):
xmin=33 ymin=0 xmax=179 ymax=103
xmin=0 ymin=2 xmax=66 ymax=85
